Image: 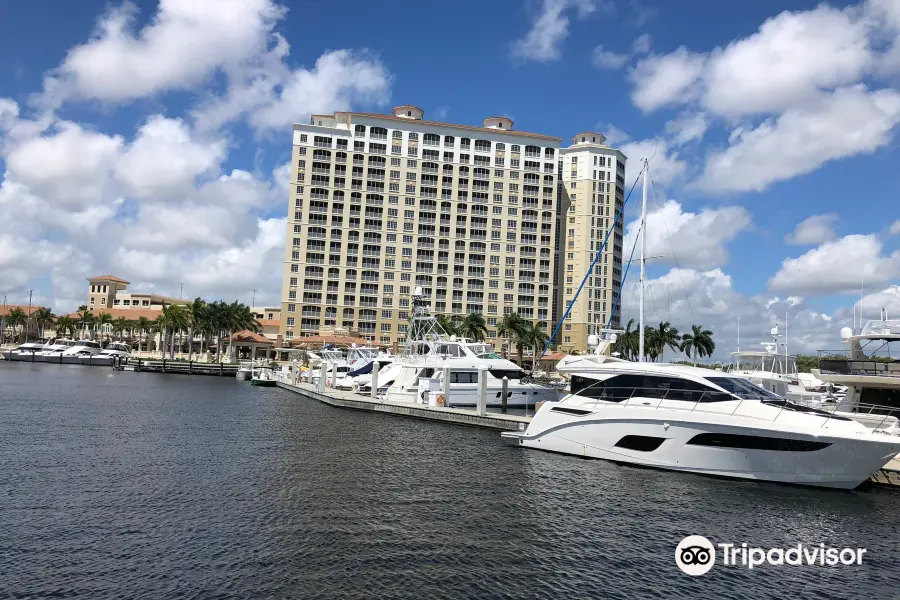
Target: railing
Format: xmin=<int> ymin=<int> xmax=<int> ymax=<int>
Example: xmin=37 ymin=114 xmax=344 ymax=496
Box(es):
xmin=569 ymin=384 xmax=900 ymax=431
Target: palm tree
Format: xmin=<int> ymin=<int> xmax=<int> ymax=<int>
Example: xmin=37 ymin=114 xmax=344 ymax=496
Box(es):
xmin=520 ymin=321 xmax=549 ymax=371
xmin=655 ymin=321 xmax=680 ymax=362
xmin=157 ymin=304 xmax=189 ymax=359
xmin=135 ymin=316 xmax=151 ymax=352
xmin=611 ymin=318 xmax=639 ymax=361
xmin=76 ymin=306 xmax=93 ymax=339
xmin=112 ymin=317 xmax=129 ymax=342
xmin=185 ymin=297 xmax=207 ymax=361
xmin=5 ymin=308 xmax=27 ymax=343
xmin=457 ymin=312 xmax=487 ymax=342
xmin=54 ymin=316 xmax=76 ymax=338
xmin=435 ymin=314 xmax=459 ymax=337
xmin=96 ymin=312 xmax=113 ymax=344
xmin=33 ymin=308 xmax=55 ymax=339
xmin=497 ymin=312 xmax=526 ymax=361
xmin=681 ymin=324 xmax=715 ymax=365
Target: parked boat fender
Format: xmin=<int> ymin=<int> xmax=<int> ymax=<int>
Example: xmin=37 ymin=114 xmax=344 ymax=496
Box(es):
xmin=436 ymin=394 xmax=446 ymax=406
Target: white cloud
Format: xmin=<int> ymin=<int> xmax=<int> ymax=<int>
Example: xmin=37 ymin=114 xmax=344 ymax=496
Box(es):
xmin=856 ymin=285 xmax=900 ymax=321
xmin=890 ymin=220 xmax=900 ymax=235
xmin=511 ymin=0 xmax=599 ymax=62
xmin=4 ymin=121 xmax=123 ymax=208
xmin=619 ymin=137 xmax=687 ymax=188
xmin=592 ymin=46 xmax=629 ymax=69
xmin=51 ymin=0 xmax=285 ymax=103
xmin=632 ymin=33 xmax=651 ymax=55
xmin=785 ymin=213 xmax=838 ymax=245
xmin=116 ymin=116 xmax=226 ymax=199
xmin=693 ymin=85 xmax=900 ymax=194
xmin=769 ymin=234 xmax=900 ymax=295
xmin=663 ymin=111 xmax=709 ymax=145
xmin=623 ymin=200 xmax=752 ymax=269
xmin=620 ymin=267 xmax=853 ymax=360
xmin=246 ymin=50 xmax=391 ymax=132
xmin=629 ymin=5 xmax=875 ymax=117
xmin=629 ymin=47 xmax=706 ymax=112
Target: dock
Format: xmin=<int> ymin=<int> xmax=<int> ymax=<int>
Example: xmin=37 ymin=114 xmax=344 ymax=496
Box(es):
xmin=117 ymin=358 xmax=240 ymax=377
xmin=276 ymin=380 xmax=530 ymax=432
xmin=871 ymin=456 xmax=900 ymax=487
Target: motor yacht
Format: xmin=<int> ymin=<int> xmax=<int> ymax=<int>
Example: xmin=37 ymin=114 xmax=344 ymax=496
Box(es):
xmin=810 ymin=318 xmax=900 ymax=434
xmin=1 ymin=341 xmax=48 ymax=361
xmin=502 ymin=361 xmax=900 ymax=489
xmin=39 ymin=339 xmax=77 ymax=360
xmin=730 ymin=326 xmax=842 ymax=406
xmin=382 ymin=290 xmax=557 ymax=408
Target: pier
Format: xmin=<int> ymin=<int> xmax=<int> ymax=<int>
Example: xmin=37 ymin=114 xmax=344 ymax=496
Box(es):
xmin=276 ymin=380 xmax=530 ymax=432
xmin=116 ymin=358 xmax=240 ymax=377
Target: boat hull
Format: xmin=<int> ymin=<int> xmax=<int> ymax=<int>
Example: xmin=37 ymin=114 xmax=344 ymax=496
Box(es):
xmin=512 ymin=407 xmax=900 ymax=489
xmin=250 ymin=379 xmax=276 ymax=387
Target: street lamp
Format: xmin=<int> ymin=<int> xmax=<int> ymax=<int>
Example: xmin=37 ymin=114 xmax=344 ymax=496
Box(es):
xmin=252 ymin=289 xmax=257 ymax=307
xmin=180 ymin=283 xmax=184 ymax=299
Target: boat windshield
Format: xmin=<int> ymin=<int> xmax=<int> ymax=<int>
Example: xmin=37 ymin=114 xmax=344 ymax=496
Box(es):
xmin=706 ymin=377 xmax=783 ymax=401
xmin=732 ymin=353 xmax=798 ymax=377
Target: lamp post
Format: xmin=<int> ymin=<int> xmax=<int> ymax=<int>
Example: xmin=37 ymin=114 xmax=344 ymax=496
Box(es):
xmin=252 ymin=289 xmax=257 ymax=307
xmin=180 ymin=283 xmax=184 ymax=299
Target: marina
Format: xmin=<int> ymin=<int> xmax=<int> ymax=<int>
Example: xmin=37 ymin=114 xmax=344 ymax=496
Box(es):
xmin=2 ymin=361 xmax=900 ymax=598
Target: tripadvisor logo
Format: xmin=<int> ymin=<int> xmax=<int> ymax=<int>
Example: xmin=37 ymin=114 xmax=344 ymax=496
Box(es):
xmin=676 ymin=535 xmax=867 ymax=575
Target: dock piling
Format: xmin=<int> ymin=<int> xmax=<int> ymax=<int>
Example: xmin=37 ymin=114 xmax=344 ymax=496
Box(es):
xmin=477 ymin=366 xmax=488 ymax=416
xmin=501 ymin=377 xmax=508 ymax=413
xmin=442 ymin=366 xmax=450 ymax=405
xmin=318 ymin=362 xmax=326 ymax=393
xmin=371 ymin=361 xmax=379 ymax=399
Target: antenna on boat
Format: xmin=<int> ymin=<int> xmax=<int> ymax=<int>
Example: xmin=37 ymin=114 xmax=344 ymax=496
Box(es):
xmin=638 ymin=158 xmax=649 ymax=362
xmin=737 ymin=315 xmax=740 ymax=353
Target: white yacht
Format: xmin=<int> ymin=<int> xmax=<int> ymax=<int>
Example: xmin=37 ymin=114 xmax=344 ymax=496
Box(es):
xmin=382 ymin=291 xmax=558 ymax=408
xmin=730 ymin=327 xmax=840 ymax=405
xmin=810 ymin=318 xmax=900 ymax=434
xmin=61 ymin=340 xmax=102 ymax=359
xmin=1 ymin=341 xmax=48 ymax=360
xmin=503 ymin=361 xmax=900 ymax=489
xmin=39 ymin=339 xmax=77 ymax=359
xmin=98 ymin=342 xmax=131 ymax=358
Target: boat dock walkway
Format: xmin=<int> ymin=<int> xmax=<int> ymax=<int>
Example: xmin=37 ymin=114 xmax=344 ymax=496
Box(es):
xmin=276 ymin=380 xmax=531 ymax=432
xmin=116 ymin=359 xmax=240 ymax=377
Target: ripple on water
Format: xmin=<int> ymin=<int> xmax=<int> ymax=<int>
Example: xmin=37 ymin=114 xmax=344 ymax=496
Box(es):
xmin=1 ymin=362 xmax=899 ymax=599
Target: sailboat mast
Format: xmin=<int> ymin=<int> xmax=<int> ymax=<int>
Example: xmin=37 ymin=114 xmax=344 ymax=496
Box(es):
xmin=638 ymin=158 xmax=648 ymax=362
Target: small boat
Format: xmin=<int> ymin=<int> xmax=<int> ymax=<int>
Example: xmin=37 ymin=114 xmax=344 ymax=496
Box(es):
xmin=250 ymin=366 xmax=277 ymax=387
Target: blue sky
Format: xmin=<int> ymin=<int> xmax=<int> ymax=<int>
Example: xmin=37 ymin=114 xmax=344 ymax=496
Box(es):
xmin=0 ymin=0 xmax=898 ymax=357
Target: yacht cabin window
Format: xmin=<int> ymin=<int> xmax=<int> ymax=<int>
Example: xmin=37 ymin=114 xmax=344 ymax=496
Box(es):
xmin=449 ymin=371 xmax=478 ymax=384
xmin=571 ymin=374 xmax=734 ymax=403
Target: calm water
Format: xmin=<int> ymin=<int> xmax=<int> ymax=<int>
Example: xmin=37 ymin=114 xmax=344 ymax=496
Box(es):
xmin=2 ymin=362 xmax=900 ymax=599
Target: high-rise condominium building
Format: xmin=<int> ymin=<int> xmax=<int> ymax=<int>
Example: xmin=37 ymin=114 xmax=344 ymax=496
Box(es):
xmin=557 ymin=133 xmax=627 ymax=352
xmin=280 ymin=106 xmax=625 ymax=353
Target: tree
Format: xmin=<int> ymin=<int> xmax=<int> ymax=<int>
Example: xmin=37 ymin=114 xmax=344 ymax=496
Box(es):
xmin=611 ymin=319 xmax=639 ymax=361
xmin=655 ymin=321 xmax=681 ymax=362
xmin=497 ymin=312 xmax=526 ymax=361
xmin=5 ymin=308 xmax=27 ymax=343
xmin=185 ymin=297 xmax=207 ymax=361
xmin=681 ymin=324 xmax=715 ymax=365
xmin=76 ymin=307 xmax=93 ymax=339
xmin=54 ymin=316 xmax=76 ymax=338
xmin=33 ymin=308 xmax=55 ymax=339
xmin=96 ymin=312 xmax=114 ymax=343
xmin=520 ymin=321 xmax=549 ymax=371
xmin=135 ymin=316 xmax=152 ymax=351
xmin=158 ymin=304 xmax=189 ymax=359
xmin=112 ymin=317 xmax=129 ymax=342
xmin=435 ymin=314 xmax=459 ymax=337
xmin=457 ymin=312 xmax=488 ymax=342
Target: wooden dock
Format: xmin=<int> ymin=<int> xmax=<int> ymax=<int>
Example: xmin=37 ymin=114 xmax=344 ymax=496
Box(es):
xmin=871 ymin=456 xmax=900 ymax=487
xmin=276 ymin=381 xmax=530 ymax=432
xmin=118 ymin=358 xmax=240 ymax=377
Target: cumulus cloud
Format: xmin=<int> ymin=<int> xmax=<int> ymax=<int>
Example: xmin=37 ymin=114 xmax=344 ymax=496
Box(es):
xmin=693 ymin=85 xmax=900 ymax=194
xmin=619 ymin=137 xmax=687 ymax=188
xmin=784 ymin=214 xmax=839 ymax=245
xmin=511 ymin=0 xmax=602 ymax=62
xmin=890 ymin=220 xmax=900 ymax=235
xmin=769 ymin=234 xmax=900 ymax=295
xmin=623 ymin=200 xmax=752 ymax=269
xmin=663 ymin=111 xmax=709 ymax=146
xmin=592 ymin=46 xmax=629 ymax=69
xmin=620 ymin=267 xmax=854 ymax=360
xmin=0 ymin=0 xmax=391 ymax=311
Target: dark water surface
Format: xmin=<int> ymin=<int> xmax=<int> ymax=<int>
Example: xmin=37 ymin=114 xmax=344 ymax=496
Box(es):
xmin=2 ymin=362 xmax=899 ymax=599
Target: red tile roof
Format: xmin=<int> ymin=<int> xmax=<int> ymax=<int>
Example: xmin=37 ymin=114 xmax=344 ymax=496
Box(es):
xmin=231 ymin=330 xmax=272 ymax=344
xmin=258 ymin=319 xmax=280 ymax=328
xmin=88 ymin=275 xmax=130 ymax=284
xmin=65 ymin=308 xmax=163 ymax=321
xmin=0 ymin=304 xmax=48 ymax=317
